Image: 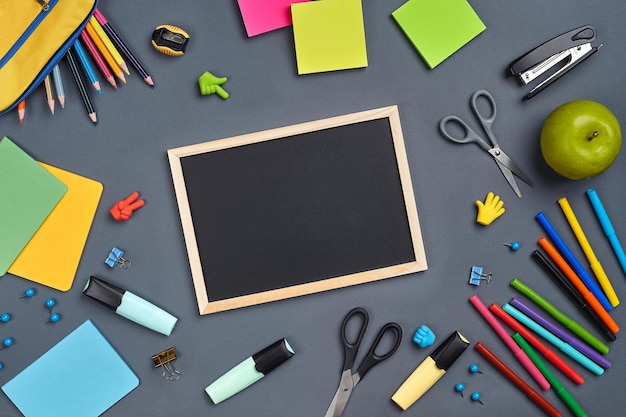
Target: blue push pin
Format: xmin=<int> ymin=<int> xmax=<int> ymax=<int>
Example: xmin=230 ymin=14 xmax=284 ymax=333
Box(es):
xmin=45 ymin=298 xmax=56 ymax=313
xmin=0 ymin=362 xmax=3 ymax=370
xmin=47 ymin=313 xmax=60 ymax=324
xmin=504 ymin=241 xmax=521 ymax=251
xmin=1 ymin=337 xmax=13 ymax=350
xmin=471 ymin=392 xmax=483 ymax=405
xmin=0 ymin=313 xmax=10 ymax=323
xmin=412 ymin=325 xmax=436 ymax=348
xmin=469 ymin=363 xmax=483 ymax=374
xmin=454 ymin=382 xmax=465 ymax=398
xmin=20 ymin=288 xmax=35 ymax=299
xmin=105 ymin=247 xmax=132 ymax=269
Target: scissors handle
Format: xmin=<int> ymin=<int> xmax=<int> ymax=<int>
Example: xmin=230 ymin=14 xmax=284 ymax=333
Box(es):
xmin=470 ymin=89 xmax=498 ymax=145
xmin=354 ymin=322 xmax=402 ymax=380
xmin=341 ymin=307 xmax=369 ymax=372
xmin=439 ymin=116 xmax=491 ymax=151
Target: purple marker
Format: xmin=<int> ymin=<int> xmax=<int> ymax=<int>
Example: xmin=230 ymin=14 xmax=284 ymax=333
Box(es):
xmin=510 ymin=297 xmax=611 ymax=369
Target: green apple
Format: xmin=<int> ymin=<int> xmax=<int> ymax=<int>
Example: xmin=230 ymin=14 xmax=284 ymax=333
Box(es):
xmin=540 ymin=100 xmax=622 ymax=180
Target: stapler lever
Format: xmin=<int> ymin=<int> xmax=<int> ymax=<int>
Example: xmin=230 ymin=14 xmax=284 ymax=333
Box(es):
xmin=508 ymin=25 xmax=600 ymax=100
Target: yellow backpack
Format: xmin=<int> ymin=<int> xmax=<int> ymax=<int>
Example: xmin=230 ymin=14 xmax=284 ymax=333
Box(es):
xmin=0 ymin=0 xmax=97 ymax=115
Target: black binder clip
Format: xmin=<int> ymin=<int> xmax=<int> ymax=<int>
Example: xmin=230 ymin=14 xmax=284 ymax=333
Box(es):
xmin=152 ymin=347 xmax=181 ymax=381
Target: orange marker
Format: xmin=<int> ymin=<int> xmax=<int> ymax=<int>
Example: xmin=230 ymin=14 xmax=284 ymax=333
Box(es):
xmin=538 ymin=237 xmax=619 ymax=334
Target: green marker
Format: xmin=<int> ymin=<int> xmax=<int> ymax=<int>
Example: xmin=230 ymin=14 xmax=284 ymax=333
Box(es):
xmin=510 ymin=278 xmax=608 ymax=355
xmin=513 ymin=333 xmax=587 ymax=417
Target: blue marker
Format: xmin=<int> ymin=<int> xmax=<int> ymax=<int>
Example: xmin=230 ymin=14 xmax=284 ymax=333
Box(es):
xmin=502 ymin=304 xmax=604 ymax=376
xmin=587 ymin=188 xmax=626 ymax=276
xmin=535 ymin=211 xmax=612 ymax=311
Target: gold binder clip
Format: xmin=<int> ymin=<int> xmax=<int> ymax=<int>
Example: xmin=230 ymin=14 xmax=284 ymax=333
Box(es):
xmin=152 ymin=347 xmax=181 ymax=381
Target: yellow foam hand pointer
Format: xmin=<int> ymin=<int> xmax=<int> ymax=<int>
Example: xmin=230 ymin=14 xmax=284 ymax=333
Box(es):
xmin=476 ymin=192 xmax=505 ymax=226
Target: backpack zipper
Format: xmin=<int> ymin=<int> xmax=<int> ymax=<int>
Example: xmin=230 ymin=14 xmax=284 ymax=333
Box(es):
xmin=0 ymin=0 xmax=59 ymax=68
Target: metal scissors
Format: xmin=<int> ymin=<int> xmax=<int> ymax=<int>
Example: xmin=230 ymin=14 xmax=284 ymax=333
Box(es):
xmin=323 ymin=307 xmax=402 ymax=417
xmin=439 ymin=89 xmax=534 ymax=198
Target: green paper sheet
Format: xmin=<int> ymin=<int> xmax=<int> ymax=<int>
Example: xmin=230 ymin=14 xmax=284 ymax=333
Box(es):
xmin=292 ymin=0 xmax=368 ymax=75
xmin=0 ymin=136 xmax=67 ymax=274
xmin=392 ymin=0 xmax=485 ymax=69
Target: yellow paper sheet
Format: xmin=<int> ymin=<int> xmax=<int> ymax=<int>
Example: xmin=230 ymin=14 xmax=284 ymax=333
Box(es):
xmin=292 ymin=0 xmax=368 ymax=75
xmin=8 ymin=164 xmax=103 ymax=291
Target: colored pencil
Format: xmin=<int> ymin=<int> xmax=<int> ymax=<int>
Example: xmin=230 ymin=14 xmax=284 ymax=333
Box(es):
xmin=538 ymin=237 xmax=619 ymax=336
xmin=17 ymin=99 xmax=26 ymax=124
xmin=66 ymin=49 xmax=97 ymax=125
xmin=43 ymin=74 xmax=55 ymax=114
xmin=469 ymin=294 xmax=550 ymax=390
xmin=511 ymin=276 xmax=610 ymax=354
xmin=558 ymin=196 xmax=619 ymax=306
xmin=80 ymin=30 xmax=117 ymax=89
xmin=88 ymin=15 xmax=129 ymax=75
xmin=94 ymin=8 xmax=154 ymax=87
xmin=510 ymin=297 xmax=611 ymax=369
xmin=85 ymin=21 xmax=126 ymax=84
xmin=475 ymin=342 xmax=564 ymax=417
xmin=502 ymin=303 xmax=604 ymax=375
xmin=52 ymin=64 xmax=65 ymax=108
xmin=532 ymin=249 xmax=617 ymax=342
xmin=536 ymin=211 xmax=612 ymax=311
xmin=73 ymin=39 xmax=102 ymax=94
xmin=513 ymin=333 xmax=588 ymax=417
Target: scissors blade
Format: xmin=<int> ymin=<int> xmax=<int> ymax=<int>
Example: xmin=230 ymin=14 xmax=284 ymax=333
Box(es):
xmin=488 ymin=147 xmax=534 ymax=198
xmin=323 ymin=370 xmax=355 ymax=417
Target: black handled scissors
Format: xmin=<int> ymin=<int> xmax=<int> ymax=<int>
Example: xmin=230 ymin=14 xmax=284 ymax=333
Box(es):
xmin=323 ymin=307 xmax=402 ymax=417
xmin=439 ymin=89 xmax=534 ymax=198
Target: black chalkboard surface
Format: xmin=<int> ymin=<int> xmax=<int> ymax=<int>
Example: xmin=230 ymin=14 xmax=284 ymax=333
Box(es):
xmin=168 ymin=106 xmax=427 ymax=314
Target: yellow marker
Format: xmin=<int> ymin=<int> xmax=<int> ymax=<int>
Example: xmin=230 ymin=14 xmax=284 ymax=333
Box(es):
xmin=88 ymin=16 xmax=129 ymax=75
xmin=391 ymin=331 xmax=469 ymax=410
xmin=558 ymin=196 xmax=619 ymax=307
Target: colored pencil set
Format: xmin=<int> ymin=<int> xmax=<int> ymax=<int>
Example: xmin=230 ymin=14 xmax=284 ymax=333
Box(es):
xmin=16 ymin=8 xmax=152 ymax=125
xmin=469 ymin=189 xmax=624 ymax=417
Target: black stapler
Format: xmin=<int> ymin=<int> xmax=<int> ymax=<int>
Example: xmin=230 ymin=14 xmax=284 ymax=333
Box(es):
xmin=508 ymin=25 xmax=600 ymax=100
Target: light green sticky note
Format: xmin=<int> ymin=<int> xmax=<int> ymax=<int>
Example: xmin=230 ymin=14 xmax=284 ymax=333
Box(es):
xmin=392 ymin=0 xmax=486 ymax=69
xmin=292 ymin=0 xmax=368 ymax=75
xmin=0 ymin=136 xmax=67 ymax=275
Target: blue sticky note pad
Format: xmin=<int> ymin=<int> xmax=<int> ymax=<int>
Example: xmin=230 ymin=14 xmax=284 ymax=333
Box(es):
xmin=2 ymin=320 xmax=138 ymax=417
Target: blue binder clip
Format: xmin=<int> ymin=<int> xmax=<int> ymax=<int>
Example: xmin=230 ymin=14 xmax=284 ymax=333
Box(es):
xmin=469 ymin=266 xmax=491 ymax=286
xmin=105 ymin=247 xmax=132 ymax=269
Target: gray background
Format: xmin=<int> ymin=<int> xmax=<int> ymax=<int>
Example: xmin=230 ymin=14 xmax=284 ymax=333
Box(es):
xmin=1 ymin=0 xmax=626 ymax=416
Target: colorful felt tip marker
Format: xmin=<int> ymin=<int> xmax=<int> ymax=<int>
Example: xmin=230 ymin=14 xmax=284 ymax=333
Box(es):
xmin=205 ymin=338 xmax=294 ymax=404
xmin=502 ymin=303 xmax=604 ymax=375
xmin=475 ymin=342 xmax=564 ymax=417
xmin=391 ymin=331 xmax=469 ymax=410
xmin=558 ymin=196 xmax=619 ymax=307
xmin=469 ymin=295 xmax=550 ymax=390
xmin=512 ymin=333 xmax=587 ymax=417
xmin=535 ymin=211 xmax=612 ymax=311
xmin=587 ymin=188 xmax=626 ymax=276
xmin=83 ymin=276 xmax=177 ymax=336
xmin=510 ymin=277 xmax=610 ymax=354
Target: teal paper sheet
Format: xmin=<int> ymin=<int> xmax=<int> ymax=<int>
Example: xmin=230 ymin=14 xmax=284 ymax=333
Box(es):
xmin=2 ymin=320 xmax=139 ymax=417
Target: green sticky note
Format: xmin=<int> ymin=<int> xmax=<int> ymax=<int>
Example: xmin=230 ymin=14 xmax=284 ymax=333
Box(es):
xmin=0 ymin=136 xmax=67 ymax=275
xmin=392 ymin=0 xmax=486 ymax=69
xmin=292 ymin=0 xmax=368 ymax=75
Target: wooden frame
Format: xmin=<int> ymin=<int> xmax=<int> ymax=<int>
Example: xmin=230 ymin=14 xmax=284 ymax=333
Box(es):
xmin=168 ymin=106 xmax=427 ymax=315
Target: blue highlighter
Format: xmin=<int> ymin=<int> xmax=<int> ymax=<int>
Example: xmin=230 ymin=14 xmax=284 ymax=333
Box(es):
xmin=83 ymin=276 xmax=178 ymax=336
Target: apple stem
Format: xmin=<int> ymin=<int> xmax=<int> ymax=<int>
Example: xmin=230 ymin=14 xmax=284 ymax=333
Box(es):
xmin=588 ymin=131 xmax=599 ymax=141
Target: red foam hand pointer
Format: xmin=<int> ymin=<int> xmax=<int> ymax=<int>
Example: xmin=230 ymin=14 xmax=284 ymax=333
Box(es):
xmin=110 ymin=191 xmax=145 ymax=221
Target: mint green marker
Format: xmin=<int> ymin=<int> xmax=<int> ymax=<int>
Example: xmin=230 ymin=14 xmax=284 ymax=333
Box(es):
xmin=206 ymin=339 xmax=294 ymax=404
xmin=513 ymin=333 xmax=587 ymax=417
xmin=510 ymin=278 xmax=608 ymax=355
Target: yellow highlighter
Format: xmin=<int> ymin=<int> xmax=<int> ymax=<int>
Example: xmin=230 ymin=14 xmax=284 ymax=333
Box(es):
xmin=391 ymin=331 xmax=469 ymax=410
xmin=558 ymin=196 xmax=619 ymax=307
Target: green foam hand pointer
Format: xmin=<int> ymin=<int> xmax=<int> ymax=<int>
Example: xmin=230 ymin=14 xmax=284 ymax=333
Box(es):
xmin=198 ymin=71 xmax=229 ymax=99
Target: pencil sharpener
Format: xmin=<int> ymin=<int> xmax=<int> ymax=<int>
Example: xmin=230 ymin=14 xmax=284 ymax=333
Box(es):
xmin=151 ymin=25 xmax=189 ymax=57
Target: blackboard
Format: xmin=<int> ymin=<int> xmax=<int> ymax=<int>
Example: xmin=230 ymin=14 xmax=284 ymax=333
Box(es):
xmin=168 ymin=106 xmax=427 ymax=314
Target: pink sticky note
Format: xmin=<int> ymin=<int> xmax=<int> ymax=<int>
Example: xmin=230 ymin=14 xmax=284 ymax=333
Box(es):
xmin=237 ymin=0 xmax=310 ymax=37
